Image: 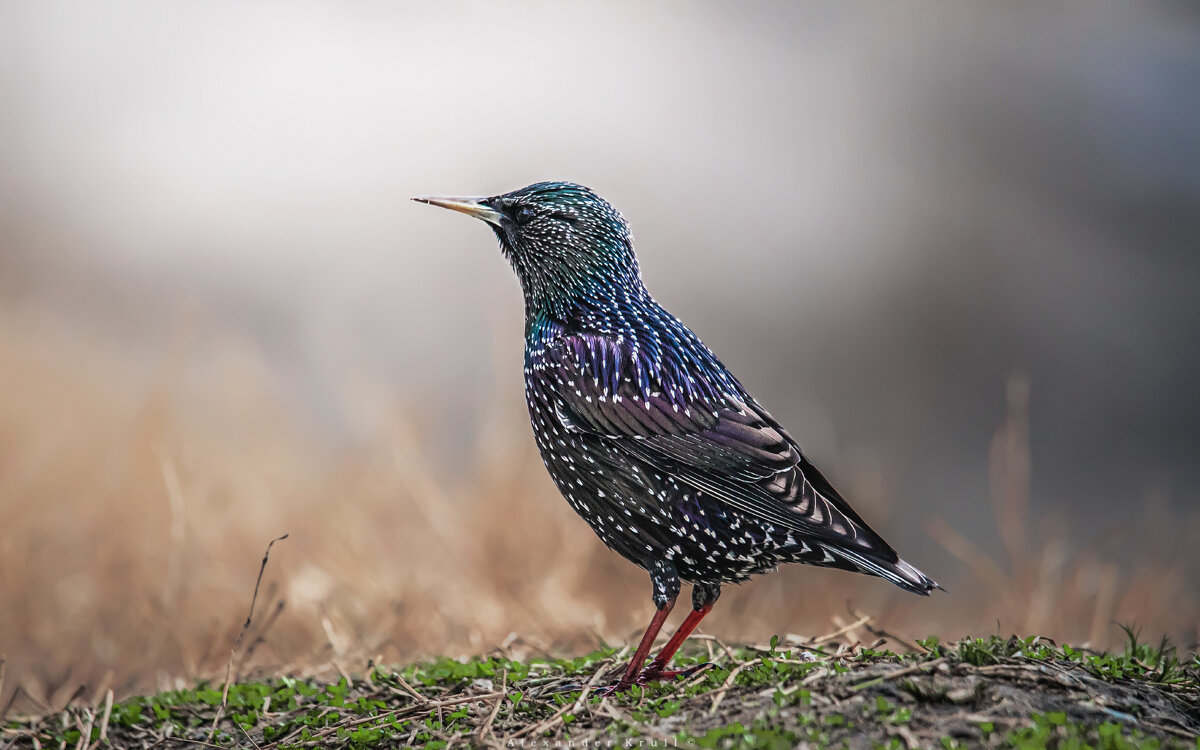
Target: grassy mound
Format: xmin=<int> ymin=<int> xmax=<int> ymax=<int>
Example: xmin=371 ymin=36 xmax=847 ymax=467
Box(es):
xmin=4 ymin=634 xmax=1198 ymax=749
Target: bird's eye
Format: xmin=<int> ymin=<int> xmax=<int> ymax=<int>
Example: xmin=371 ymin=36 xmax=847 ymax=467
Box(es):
xmin=515 ymin=206 xmax=536 ymax=225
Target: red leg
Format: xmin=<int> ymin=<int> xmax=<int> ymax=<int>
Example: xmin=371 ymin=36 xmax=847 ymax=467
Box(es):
xmin=642 ymin=604 xmax=713 ymax=676
xmin=604 ymin=598 xmax=675 ymax=693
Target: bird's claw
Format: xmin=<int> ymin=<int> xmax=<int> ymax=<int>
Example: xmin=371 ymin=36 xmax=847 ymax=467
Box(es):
xmin=640 ymin=660 xmax=715 ymax=681
xmin=593 ymin=662 xmax=716 ymax=696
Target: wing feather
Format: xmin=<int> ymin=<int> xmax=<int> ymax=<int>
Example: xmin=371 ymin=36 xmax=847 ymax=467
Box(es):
xmin=544 ymin=332 xmax=901 ymax=559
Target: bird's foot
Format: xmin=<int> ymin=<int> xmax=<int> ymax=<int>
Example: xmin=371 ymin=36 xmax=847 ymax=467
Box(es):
xmin=639 ymin=661 xmax=714 ymax=681
xmin=593 ymin=662 xmax=715 ymax=696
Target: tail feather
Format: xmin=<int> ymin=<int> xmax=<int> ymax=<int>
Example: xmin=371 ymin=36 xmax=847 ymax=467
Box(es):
xmin=823 ymin=545 xmax=941 ymax=595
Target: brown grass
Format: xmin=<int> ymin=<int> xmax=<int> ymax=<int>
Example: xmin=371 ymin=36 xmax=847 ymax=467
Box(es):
xmin=1 ymin=310 xmax=1197 ymax=717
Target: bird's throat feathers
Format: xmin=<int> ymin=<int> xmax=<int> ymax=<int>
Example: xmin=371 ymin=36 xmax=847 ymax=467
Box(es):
xmin=496 ymin=221 xmax=646 ymax=328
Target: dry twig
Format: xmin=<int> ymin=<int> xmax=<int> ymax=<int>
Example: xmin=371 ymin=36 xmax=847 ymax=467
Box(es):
xmin=476 ymin=670 xmax=507 ymax=745
xmin=709 ymin=658 xmax=760 ymax=715
xmin=96 ymin=690 xmax=113 ymax=746
xmin=208 ymin=533 xmax=289 ymax=743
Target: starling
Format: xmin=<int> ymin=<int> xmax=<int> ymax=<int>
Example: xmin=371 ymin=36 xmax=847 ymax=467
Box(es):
xmin=415 ymin=182 xmax=938 ymax=692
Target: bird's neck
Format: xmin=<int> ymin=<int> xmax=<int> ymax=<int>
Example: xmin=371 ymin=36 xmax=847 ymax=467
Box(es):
xmin=523 ymin=274 xmax=650 ymax=338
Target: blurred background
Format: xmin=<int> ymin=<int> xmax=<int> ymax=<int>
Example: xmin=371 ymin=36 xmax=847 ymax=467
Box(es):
xmin=2 ymin=0 xmax=1198 ymax=715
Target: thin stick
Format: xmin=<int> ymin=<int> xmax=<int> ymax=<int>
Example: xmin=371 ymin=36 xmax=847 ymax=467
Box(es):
xmin=14 ymin=685 xmax=50 ymax=716
xmin=689 ymin=634 xmax=741 ymax=662
xmin=332 ymin=661 xmax=354 ymax=688
xmin=208 ymin=533 xmax=289 ymax=743
xmin=848 ymin=657 xmax=946 ymax=692
xmin=243 ymin=599 xmax=287 ymax=664
xmin=391 ymin=674 xmax=429 ymax=705
xmin=709 ymin=659 xmax=759 ymax=714
xmin=476 ymin=671 xmax=506 ymax=745
xmin=163 ymin=738 xmax=232 ymax=750
xmin=804 ymin=614 xmax=872 ymax=646
xmin=97 ymin=690 xmax=113 ymax=745
xmin=74 ymin=708 xmax=94 ymax=750
xmin=855 ymin=616 xmax=924 ymax=654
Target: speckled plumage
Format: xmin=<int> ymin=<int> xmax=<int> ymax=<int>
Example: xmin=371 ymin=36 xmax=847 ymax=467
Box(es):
xmin=416 ymin=182 xmax=937 ymax=689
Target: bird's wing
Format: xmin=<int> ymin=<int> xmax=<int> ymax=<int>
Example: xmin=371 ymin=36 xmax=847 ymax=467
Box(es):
xmin=543 ymin=332 xmax=900 ymax=560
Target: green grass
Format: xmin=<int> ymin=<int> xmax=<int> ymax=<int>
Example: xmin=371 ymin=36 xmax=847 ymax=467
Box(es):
xmin=4 ymin=635 xmax=1197 ymax=749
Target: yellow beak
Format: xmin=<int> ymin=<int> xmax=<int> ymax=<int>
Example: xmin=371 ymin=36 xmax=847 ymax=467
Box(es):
xmin=412 ymin=195 xmax=503 ymax=227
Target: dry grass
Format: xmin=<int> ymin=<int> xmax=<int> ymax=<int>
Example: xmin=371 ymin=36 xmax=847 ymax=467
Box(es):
xmin=1 ymin=310 xmax=1197 ymax=717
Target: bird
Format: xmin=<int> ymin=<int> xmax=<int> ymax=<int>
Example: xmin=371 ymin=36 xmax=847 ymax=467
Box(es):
xmin=414 ymin=182 xmax=938 ymax=693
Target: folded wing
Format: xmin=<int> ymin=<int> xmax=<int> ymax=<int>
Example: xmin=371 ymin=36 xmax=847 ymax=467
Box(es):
xmin=544 ymin=332 xmax=901 ymax=561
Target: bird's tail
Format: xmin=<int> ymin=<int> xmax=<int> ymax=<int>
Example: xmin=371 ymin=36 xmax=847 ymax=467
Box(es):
xmin=824 ymin=545 xmax=941 ymax=595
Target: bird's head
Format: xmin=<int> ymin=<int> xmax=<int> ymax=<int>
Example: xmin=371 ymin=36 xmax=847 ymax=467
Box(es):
xmin=415 ymin=181 xmax=643 ymax=317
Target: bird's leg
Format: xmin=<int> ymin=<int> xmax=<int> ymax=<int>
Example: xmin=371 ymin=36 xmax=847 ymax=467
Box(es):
xmin=599 ymin=560 xmax=680 ymax=695
xmin=603 ymin=598 xmax=675 ymax=694
xmin=641 ymin=582 xmax=721 ymax=680
xmin=640 ymin=606 xmax=711 ymax=677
